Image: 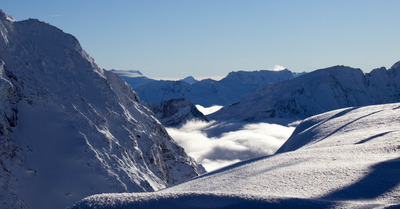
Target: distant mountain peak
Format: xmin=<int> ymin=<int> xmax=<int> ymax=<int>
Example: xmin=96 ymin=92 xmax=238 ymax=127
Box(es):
xmin=181 ymin=76 xmax=197 ymax=84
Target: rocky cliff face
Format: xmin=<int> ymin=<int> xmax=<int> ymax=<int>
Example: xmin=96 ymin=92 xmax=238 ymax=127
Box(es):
xmin=0 ymin=10 xmax=204 ymax=209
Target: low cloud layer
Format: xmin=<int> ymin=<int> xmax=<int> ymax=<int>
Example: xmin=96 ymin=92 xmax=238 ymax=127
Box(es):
xmin=195 ymin=105 xmax=223 ymax=115
xmin=167 ymin=120 xmax=295 ymax=171
xmin=270 ymin=65 xmax=286 ymax=71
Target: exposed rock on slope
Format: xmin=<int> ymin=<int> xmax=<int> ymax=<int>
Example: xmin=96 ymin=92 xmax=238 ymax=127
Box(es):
xmin=0 ymin=10 xmax=204 ymax=209
xmin=150 ymin=98 xmax=208 ymax=127
xmin=72 ymin=103 xmax=400 ymax=209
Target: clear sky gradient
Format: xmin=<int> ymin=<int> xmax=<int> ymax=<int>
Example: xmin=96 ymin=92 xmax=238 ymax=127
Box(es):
xmin=2 ymin=0 xmax=400 ymax=79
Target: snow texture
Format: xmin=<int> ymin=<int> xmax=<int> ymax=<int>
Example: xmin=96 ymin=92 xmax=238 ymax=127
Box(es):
xmin=0 ymin=10 xmax=204 ymax=209
xmin=211 ymin=65 xmax=400 ymax=122
xmin=71 ymin=102 xmax=400 ymax=209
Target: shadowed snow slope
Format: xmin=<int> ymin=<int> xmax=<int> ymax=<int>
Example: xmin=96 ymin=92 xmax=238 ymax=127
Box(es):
xmin=72 ymin=103 xmax=400 ymax=209
xmin=0 ymin=10 xmax=204 ymax=209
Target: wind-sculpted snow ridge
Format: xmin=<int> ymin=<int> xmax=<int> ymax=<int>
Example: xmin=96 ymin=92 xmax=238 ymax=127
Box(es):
xmin=71 ymin=103 xmax=400 ymax=209
xmin=211 ymin=64 xmax=400 ymax=122
xmin=0 ymin=10 xmax=204 ymax=209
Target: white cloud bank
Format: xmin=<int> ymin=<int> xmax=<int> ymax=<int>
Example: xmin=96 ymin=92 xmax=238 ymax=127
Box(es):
xmin=195 ymin=104 xmax=223 ymax=115
xmin=270 ymin=65 xmax=286 ymax=71
xmin=167 ymin=120 xmax=295 ymax=171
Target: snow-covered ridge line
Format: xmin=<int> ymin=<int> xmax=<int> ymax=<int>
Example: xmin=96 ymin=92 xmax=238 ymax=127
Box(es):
xmin=211 ymin=64 xmax=400 ymax=122
xmin=115 ymin=69 xmax=297 ymax=106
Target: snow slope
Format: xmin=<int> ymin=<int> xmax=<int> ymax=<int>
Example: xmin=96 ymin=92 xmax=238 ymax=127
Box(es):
xmin=0 ymin=10 xmax=204 ymax=209
xmin=115 ymin=69 xmax=296 ymax=106
xmin=211 ymin=64 xmax=400 ymax=122
xmin=71 ymin=102 xmax=400 ymax=208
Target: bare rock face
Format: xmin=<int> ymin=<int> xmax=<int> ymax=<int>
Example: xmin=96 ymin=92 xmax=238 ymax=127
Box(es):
xmin=150 ymin=98 xmax=208 ymax=127
xmin=0 ymin=10 xmax=204 ymax=209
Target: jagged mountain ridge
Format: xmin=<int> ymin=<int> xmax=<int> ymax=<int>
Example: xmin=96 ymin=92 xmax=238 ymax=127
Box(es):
xmin=113 ymin=69 xmax=297 ymax=106
xmin=0 ymin=10 xmax=204 ymax=209
xmin=211 ymin=64 xmax=400 ymax=122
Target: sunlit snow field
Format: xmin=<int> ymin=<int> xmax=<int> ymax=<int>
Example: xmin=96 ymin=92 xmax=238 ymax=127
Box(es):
xmin=167 ymin=105 xmax=296 ymax=171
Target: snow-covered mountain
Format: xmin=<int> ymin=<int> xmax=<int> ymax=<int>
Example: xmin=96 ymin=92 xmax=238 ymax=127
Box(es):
xmin=0 ymin=10 xmax=204 ymax=209
xmin=71 ymin=102 xmax=400 ymax=209
xmin=114 ymin=69 xmax=297 ymax=106
xmin=211 ymin=64 xmax=400 ymax=122
xmin=149 ymin=98 xmax=208 ymax=127
xmin=181 ymin=76 xmax=197 ymax=84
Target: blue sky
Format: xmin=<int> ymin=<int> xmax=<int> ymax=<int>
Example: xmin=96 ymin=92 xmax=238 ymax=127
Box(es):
xmin=2 ymin=1 xmax=400 ymax=79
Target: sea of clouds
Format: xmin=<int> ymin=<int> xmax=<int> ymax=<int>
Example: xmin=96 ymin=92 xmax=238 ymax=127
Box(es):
xmin=167 ymin=105 xmax=296 ymax=171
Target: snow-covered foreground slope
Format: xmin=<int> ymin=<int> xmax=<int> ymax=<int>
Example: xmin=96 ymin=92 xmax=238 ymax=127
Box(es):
xmin=211 ymin=64 xmax=400 ymax=122
xmin=72 ymin=103 xmax=400 ymax=209
xmin=0 ymin=10 xmax=204 ymax=209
